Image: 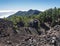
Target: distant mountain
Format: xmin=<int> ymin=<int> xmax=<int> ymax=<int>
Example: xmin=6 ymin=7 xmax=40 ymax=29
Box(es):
xmin=8 ymin=9 xmax=41 ymax=17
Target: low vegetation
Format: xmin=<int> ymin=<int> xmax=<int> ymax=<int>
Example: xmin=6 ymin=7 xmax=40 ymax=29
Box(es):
xmin=4 ymin=7 xmax=60 ymax=27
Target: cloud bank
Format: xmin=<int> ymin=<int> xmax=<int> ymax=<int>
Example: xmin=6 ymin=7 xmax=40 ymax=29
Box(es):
xmin=0 ymin=10 xmax=18 ymax=18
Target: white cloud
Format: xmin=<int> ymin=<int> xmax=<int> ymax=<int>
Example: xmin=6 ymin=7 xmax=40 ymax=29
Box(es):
xmin=0 ymin=10 xmax=18 ymax=12
xmin=0 ymin=10 xmax=18 ymax=18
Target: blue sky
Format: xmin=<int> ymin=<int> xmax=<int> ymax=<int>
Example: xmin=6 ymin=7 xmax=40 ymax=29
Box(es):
xmin=0 ymin=0 xmax=60 ymax=11
xmin=0 ymin=0 xmax=60 ymax=18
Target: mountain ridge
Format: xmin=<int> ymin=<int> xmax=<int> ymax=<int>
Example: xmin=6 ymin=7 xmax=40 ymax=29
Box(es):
xmin=8 ymin=9 xmax=41 ymax=17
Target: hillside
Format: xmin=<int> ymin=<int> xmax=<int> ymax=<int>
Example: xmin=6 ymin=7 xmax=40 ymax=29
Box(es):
xmin=0 ymin=7 xmax=60 ymax=46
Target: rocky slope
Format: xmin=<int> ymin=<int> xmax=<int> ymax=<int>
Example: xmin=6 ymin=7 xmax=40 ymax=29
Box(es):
xmin=0 ymin=19 xmax=60 ymax=46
